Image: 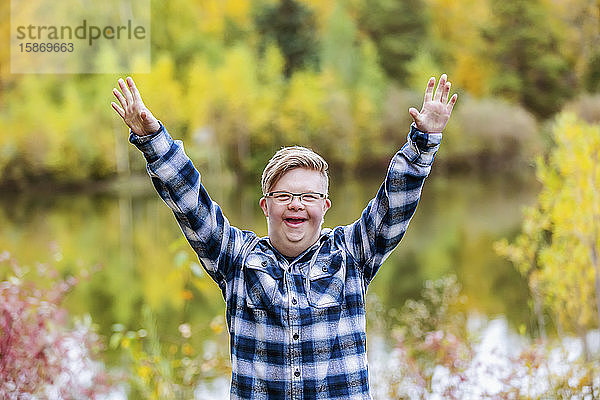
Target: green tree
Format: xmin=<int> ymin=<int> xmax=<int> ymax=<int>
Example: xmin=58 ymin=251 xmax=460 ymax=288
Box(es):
xmin=484 ymin=0 xmax=575 ymax=118
xmin=358 ymin=0 xmax=427 ymax=85
xmin=584 ymin=50 xmax=600 ymax=93
xmin=496 ymin=113 xmax=600 ymax=358
xmin=254 ymin=0 xmax=319 ymax=78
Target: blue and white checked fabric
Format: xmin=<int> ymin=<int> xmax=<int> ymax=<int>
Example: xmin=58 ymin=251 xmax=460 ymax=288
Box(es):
xmin=130 ymin=123 xmax=441 ymax=400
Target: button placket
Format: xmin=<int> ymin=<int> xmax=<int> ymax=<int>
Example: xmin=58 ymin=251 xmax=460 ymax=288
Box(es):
xmin=286 ymin=268 xmax=302 ymax=396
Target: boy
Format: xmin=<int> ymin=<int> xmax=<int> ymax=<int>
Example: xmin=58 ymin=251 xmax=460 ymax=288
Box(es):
xmin=112 ymin=74 xmax=457 ymax=399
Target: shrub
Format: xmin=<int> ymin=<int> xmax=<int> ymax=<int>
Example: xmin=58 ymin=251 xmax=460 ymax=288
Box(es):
xmin=110 ymin=305 xmax=230 ymax=400
xmin=446 ymin=96 xmax=541 ymax=172
xmin=370 ymin=276 xmax=600 ymax=399
xmin=0 ymin=251 xmax=118 ymax=399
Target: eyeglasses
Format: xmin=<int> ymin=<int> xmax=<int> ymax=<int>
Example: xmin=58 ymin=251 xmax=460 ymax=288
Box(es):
xmin=264 ymin=191 xmax=327 ymax=205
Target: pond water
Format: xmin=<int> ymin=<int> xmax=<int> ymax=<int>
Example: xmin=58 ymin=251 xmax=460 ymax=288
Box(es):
xmin=0 ymin=167 xmax=539 ymax=391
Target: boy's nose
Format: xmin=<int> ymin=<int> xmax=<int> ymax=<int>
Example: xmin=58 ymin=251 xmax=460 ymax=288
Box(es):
xmin=288 ymin=197 xmax=304 ymax=209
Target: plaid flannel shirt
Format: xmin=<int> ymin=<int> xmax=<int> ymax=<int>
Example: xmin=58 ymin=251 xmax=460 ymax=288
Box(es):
xmin=130 ymin=123 xmax=441 ymax=400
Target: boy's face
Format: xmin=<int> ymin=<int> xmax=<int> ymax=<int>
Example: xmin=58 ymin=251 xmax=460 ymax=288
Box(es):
xmin=260 ymin=168 xmax=331 ymax=258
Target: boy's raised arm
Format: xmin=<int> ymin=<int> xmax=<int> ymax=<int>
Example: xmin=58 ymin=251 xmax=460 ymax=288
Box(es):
xmin=111 ymin=77 xmax=250 ymax=292
xmin=342 ymin=74 xmax=457 ymax=283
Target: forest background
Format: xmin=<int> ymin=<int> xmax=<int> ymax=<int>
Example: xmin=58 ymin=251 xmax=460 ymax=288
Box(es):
xmin=0 ymin=0 xmax=598 ymax=186
xmin=1 ymin=0 xmax=600 ymax=398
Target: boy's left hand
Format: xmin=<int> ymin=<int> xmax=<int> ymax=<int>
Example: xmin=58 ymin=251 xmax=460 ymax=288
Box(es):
xmin=409 ymin=74 xmax=458 ymax=133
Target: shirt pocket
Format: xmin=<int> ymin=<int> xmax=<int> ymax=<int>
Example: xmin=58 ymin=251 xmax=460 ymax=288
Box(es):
xmin=244 ymin=254 xmax=283 ymax=309
xmin=307 ymin=250 xmax=346 ymax=308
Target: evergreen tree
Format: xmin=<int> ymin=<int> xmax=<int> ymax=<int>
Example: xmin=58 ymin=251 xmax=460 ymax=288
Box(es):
xmin=484 ymin=0 xmax=575 ymax=118
xmin=584 ymin=50 xmax=600 ymax=93
xmin=254 ymin=0 xmax=319 ymax=78
xmin=358 ymin=0 xmax=427 ymax=85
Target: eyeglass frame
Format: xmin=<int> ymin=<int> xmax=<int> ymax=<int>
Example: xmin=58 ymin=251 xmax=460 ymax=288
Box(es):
xmin=263 ymin=190 xmax=328 ymax=205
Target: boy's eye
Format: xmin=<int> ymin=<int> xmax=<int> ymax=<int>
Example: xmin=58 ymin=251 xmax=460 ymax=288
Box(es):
xmin=301 ymin=193 xmax=320 ymax=202
xmin=273 ymin=193 xmax=292 ymax=202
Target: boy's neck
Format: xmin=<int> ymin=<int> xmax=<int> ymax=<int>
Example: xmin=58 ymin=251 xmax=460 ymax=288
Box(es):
xmin=268 ymin=235 xmax=322 ymax=259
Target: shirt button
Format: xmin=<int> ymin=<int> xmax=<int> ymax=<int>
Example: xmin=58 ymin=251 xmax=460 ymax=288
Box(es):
xmin=293 ymin=333 xmax=299 ymax=340
xmin=292 ymin=298 xmax=297 ymax=305
xmin=294 ymin=370 xmax=300 ymax=377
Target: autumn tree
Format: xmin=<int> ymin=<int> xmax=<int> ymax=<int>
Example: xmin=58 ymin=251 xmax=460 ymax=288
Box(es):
xmin=423 ymin=0 xmax=494 ymax=97
xmin=496 ymin=113 xmax=600 ymax=358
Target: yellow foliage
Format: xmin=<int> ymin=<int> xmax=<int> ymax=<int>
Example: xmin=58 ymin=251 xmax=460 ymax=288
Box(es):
xmin=453 ymin=53 xmax=494 ymax=97
xmin=0 ymin=1 xmax=10 ymax=79
xmin=214 ymin=46 xmax=258 ymax=112
xmin=498 ymin=113 xmax=600 ymax=334
xmin=186 ymin=58 xmax=214 ymax=130
xmin=223 ymin=0 xmax=251 ymax=25
xmin=277 ymin=70 xmax=329 ymax=144
xmin=197 ymin=0 xmax=252 ymax=35
xmin=137 ymin=365 xmax=152 ymax=381
xmin=133 ymin=57 xmax=187 ymax=133
xmin=425 ymin=0 xmax=493 ymax=97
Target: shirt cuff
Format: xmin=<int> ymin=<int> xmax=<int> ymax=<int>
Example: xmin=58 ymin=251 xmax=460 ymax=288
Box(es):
xmin=400 ymin=123 xmax=442 ymax=166
xmin=128 ymin=122 xmax=173 ymax=163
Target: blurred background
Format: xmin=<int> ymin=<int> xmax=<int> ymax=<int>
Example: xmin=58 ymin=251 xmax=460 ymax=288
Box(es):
xmin=1 ymin=0 xmax=599 ymax=398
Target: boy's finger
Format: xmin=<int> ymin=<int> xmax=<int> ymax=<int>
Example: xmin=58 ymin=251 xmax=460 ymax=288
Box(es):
xmin=118 ymin=78 xmax=133 ymax=105
xmin=127 ymin=76 xmax=143 ymax=103
xmin=424 ymin=77 xmax=435 ymax=103
xmin=441 ymin=82 xmax=451 ymax=104
xmin=408 ymin=107 xmax=419 ymax=119
xmin=113 ymin=88 xmax=127 ymax=110
xmin=434 ymin=74 xmax=447 ymax=102
xmin=111 ymin=102 xmax=125 ymax=118
xmin=447 ymin=94 xmax=458 ymax=114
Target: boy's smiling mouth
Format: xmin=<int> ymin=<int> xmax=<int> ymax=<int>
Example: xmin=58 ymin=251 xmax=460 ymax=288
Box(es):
xmin=284 ymin=216 xmax=307 ymax=226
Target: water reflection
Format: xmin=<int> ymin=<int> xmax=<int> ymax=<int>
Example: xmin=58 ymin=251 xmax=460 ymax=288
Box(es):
xmin=0 ymin=171 xmax=538 ymax=367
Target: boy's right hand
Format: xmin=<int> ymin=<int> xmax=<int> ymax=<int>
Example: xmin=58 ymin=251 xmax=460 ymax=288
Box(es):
xmin=112 ymin=77 xmax=160 ymax=136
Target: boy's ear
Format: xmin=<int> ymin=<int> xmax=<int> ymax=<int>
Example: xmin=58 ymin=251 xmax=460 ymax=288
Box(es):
xmin=259 ymin=197 xmax=268 ymax=217
xmin=323 ymin=198 xmax=331 ymax=213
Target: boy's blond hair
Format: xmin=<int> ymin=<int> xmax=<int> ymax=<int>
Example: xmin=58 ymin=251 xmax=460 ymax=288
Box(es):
xmin=261 ymin=146 xmax=329 ymax=195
